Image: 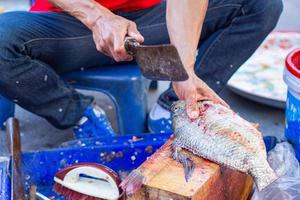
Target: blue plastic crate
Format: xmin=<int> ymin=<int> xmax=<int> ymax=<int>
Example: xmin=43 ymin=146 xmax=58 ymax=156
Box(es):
xmin=0 ymin=158 xmax=10 ymax=200
xmin=1 ymin=133 xmax=171 ymax=199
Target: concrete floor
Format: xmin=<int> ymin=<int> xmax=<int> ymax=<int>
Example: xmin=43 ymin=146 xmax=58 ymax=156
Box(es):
xmin=0 ymin=0 xmax=299 ymax=153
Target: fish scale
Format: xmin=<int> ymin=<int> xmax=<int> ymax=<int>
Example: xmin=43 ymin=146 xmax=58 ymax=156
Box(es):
xmin=204 ymin=106 xmax=266 ymax=155
xmin=171 ymin=100 xmax=278 ymax=191
xmin=174 ymin=129 xmax=249 ymax=172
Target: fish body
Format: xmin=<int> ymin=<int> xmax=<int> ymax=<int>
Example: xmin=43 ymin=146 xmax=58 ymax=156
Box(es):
xmin=171 ymin=100 xmax=278 ymax=191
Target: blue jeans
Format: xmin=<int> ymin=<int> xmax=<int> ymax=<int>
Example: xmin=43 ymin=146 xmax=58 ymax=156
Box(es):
xmin=0 ymin=0 xmax=282 ymax=129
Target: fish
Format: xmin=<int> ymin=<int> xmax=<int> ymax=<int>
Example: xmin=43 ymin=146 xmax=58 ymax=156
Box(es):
xmin=171 ymin=100 xmax=278 ymax=191
xmin=120 ymin=100 xmax=278 ymax=194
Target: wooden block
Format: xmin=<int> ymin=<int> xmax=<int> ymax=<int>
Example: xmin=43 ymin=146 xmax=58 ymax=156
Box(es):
xmin=127 ymin=139 xmax=253 ymax=200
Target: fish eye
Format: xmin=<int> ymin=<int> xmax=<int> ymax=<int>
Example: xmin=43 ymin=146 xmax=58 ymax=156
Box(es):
xmin=171 ymin=105 xmax=179 ymax=112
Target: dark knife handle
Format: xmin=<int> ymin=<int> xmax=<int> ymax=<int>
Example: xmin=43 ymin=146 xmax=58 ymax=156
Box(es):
xmin=124 ymin=37 xmax=140 ymax=55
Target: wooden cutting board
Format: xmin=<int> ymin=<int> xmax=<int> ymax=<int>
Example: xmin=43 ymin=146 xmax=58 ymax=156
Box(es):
xmin=126 ymin=139 xmax=253 ymax=200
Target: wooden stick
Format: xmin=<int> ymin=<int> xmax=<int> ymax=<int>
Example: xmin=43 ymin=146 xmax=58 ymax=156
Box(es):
xmin=6 ymin=118 xmax=25 ymax=200
xmin=29 ymin=185 xmax=37 ymax=200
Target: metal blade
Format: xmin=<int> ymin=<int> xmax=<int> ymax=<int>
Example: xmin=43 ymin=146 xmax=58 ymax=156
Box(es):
xmin=134 ymin=44 xmax=189 ymax=81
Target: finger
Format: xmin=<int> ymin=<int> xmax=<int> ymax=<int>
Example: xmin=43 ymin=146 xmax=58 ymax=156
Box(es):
xmin=93 ymin=33 xmax=112 ymax=58
xmin=207 ymin=94 xmax=229 ymax=108
xmin=102 ymin=50 xmax=111 ymax=58
xmin=186 ymin=95 xmax=199 ymax=120
xmin=219 ymin=97 xmax=230 ymax=108
xmin=127 ymin=22 xmax=144 ymax=43
xmin=212 ymin=94 xmax=229 ymax=108
xmin=111 ymin=46 xmax=132 ymax=62
xmin=109 ymin=49 xmax=121 ymax=62
xmin=99 ymin=41 xmax=112 ymax=58
xmin=97 ymin=42 xmax=111 ymax=57
xmin=123 ymin=55 xmax=134 ymax=61
xmin=202 ymin=86 xmax=230 ymax=108
xmin=110 ymin=49 xmax=132 ymax=62
xmin=111 ymin=31 xmax=133 ymax=62
xmin=219 ymin=98 xmax=229 ymax=108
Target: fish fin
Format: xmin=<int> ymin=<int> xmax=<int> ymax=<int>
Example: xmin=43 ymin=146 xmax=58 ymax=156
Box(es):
xmin=172 ymin=145 xmax=195 ymax=182
xmin=120 ymin=169 xmax=146 ymax=195
xmin=249 ymin=159 xmax=279 ymax=191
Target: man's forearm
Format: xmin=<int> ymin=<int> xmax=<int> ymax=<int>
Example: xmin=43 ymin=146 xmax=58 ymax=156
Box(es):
xmin=166 ymin=0 xmax=208 ymax=75
xmin=49 ymin=0 xmax=143 ymax=62
xmin=49 ymin=0 xmax=112 ymax=29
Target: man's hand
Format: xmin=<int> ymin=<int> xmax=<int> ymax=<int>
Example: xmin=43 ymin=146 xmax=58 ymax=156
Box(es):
xmin=49 ymin=0 xmax=144 ymax=62
xmin=166 ymin=0 xmax=226 ymax=119
xmin=173 ymin=73 xmax=229 ymax=119
xmin=91 ymin=14 xmax=144 ymax=62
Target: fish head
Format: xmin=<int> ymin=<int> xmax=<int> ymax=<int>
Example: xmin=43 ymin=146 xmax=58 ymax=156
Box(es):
xmin=171 ymin=101 xmax=186 ymax=117
xmin=171 ymin=101 xmax=188 ymax=129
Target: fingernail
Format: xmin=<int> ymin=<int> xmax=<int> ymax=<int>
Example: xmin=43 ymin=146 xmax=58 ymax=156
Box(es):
xmin=136 ymin=35 xmax=144 ymax=41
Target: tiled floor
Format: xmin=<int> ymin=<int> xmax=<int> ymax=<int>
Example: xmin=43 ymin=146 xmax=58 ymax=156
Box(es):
xmin=0 ymin=0 xmax=299 ymax=153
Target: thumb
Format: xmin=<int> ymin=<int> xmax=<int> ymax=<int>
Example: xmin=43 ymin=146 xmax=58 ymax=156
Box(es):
xmin=186 ymin=96 xmax=199 ymax=120
xmin=127 ymin=23 xmax=144 ymax=43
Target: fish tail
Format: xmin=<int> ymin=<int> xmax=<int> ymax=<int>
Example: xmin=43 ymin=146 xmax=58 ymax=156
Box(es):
xmin=172 ymin=145 xmax=195 ymax=182
xmin=120 ymin=169 xmax=146 ymax=195
xmin=249 ymin=159 xmax=278 ymax=191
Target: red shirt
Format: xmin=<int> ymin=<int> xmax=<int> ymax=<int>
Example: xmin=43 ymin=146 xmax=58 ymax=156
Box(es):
xmin=30 ymin=0 xmax=161 ymax=12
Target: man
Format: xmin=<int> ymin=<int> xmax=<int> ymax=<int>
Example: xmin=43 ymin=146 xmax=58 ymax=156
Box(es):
xmin=0 ymin=0 xmax=282 ymax=137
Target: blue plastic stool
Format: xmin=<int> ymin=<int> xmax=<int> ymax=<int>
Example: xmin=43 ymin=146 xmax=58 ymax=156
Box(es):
xmin=62 ymin=64 xmax=149 ymax=134
xmin=0 ymin=96 xmax=15 ymax=128
xmin=0 ymin=64 xmax=149 ymax=134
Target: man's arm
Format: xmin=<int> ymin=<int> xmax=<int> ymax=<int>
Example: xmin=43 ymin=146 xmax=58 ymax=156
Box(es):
xmin=166 ymin=0 xmax=208 ymax=74
xmin=49 ymin=0 xmax=144 ymax=61
xmin=166 ymin=0 xmax=228 ymax=119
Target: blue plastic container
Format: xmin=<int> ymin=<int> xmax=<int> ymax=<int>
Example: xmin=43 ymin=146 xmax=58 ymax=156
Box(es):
xmin=0 ymin=133 xmax=171 ymax=199
xmin=0 ymin=158 xmax=10 ymax=200
xmin=284 ymin=48 xmax=300 ymax=161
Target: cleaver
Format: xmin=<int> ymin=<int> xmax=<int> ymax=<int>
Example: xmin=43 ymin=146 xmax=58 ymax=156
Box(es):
xmin=125 ymin=38 xmax=189 ymax=81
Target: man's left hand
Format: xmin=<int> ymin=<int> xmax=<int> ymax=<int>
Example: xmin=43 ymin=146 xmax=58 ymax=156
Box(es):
xmin=172 ymin=73 xmax=229 ymax=120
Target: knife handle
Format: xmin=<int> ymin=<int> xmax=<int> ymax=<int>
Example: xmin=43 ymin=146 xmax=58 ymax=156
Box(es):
xmin=124 ymin=37 xmax=140 ymax=55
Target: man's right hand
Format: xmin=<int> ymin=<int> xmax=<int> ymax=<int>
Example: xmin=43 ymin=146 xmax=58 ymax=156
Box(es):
xmin=91 ymin=13 xmax=144 ymax=62
xmin=49 ymin=0 xmax=143 ymax=62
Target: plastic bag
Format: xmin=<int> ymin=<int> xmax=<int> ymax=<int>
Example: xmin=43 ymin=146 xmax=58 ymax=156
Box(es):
xmin=251 ymin=176 xmax=300 ymax=200
xmin=267 ymin=142 xmax=300 ymax=177
xmin=251 ymin=142 xmax=300 ymax=200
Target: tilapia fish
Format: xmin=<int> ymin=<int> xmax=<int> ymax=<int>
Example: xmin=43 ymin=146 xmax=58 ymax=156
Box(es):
xmin=120 ymin=100 xmax=278 ymax=194
xmin=171 ymin=100 xmax=278 ymax=191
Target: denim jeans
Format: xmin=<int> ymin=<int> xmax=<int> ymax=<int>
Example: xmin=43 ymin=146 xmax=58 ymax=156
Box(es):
xmin=0 ymin=0 xmax=283 ymax=129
